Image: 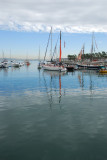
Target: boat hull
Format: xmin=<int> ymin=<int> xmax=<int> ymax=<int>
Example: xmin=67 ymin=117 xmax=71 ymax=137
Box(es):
xmin=77 ymin=64 xmax=104 ymax=70
xmin=43 ymin=65 xmax=66 ymax=72
xmin=0 ymin=63 xmax=9 ymax=68
xmin=66 ymin=66 xmax=74 ymax=71
xmin=87 ymin=66 xmax=103 ymax=70
xmin=38 ymin=66 xmax=42 ymax=69
xmin=38 ymin=63 xmax=42 ymax=69
xmin=12 ymin=63 xmax=20 ymax=67
xmin=99 ymin=70 xmax=107 ymax=73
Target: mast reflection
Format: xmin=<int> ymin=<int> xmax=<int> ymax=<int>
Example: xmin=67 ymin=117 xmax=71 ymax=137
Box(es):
xmin=77 ymin=70 xmax=95 ymax=95
xmin=42 ymin=70 xmax=67 ymax=108
xmin=2 ymin=68 xmax=8 ymax=76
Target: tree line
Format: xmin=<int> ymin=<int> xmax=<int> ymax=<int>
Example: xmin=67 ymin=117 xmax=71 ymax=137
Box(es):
xmin=68 ymin=51 xmax=107 ymax=61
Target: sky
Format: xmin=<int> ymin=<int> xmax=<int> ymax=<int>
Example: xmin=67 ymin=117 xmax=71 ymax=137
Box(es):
xmin=0 ymin=0 xmax=107 ymax=59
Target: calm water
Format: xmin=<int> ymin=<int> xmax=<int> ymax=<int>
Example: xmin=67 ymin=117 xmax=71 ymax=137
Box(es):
xmin=0 ymin=61 xmax=107 ymax=160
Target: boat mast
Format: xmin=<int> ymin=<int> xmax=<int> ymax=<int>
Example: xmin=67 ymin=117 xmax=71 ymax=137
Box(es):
xmin=26 ymin=52 xmax=28 ymax=60
xmin=2 ymin=50 xmax=4 ymax=60
xmin=59 ymin=31 xmax=61 ymax=62
xmin=44 ymin=29 xmax=51 ymax=62
xmin=91 ymin=32 xmax=94 ymax=61
xmin=39 ymin=46 xmax=40 ymax=61
xmin=82 ymin=44 xmax=85 ymax=61
xmin=51 ymin=27 xmax=52 ymax=61
xmin=10 ymin=49 xmax=11 ymax=61
xmin=52 ymin=34 xmax=59 ymax=60
xmin=94 ymin=34 xmax=98 ymax=51
xmin=91 ymin=32 xmax=94 ymax=54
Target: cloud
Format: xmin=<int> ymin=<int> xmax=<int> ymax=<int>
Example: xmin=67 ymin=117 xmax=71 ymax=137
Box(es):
xmin=0 ymin=0 xmax=107 ymax=32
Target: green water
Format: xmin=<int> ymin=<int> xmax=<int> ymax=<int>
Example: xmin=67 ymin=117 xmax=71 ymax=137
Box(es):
xmin=0 ymin=62 xmax=107 ymax=160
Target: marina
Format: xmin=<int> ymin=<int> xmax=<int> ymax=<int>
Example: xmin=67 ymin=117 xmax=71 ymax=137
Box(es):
xmin=0 ymin=0 xmax=107 ymax=158
xmin=0 ymin=0 xmax=107 ymax=159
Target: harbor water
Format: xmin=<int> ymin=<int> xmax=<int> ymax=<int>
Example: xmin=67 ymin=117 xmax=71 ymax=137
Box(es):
xmin=0 ymin=61 xmax=107 ymax=160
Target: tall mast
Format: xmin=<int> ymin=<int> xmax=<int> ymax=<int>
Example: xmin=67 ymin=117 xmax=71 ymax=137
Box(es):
xmin=91 ymin=32 xmax=94 ymax=54
xmin=10 ymin=49 xmax=11 ymax=60
xmin=26 ymin=52 xmax=28 ymax=60
xmin=59 ymin=31 xmax=61 ymax=62
xmin=83 ymin=44 xmax=85 ymax=55
xmin=44 ymin=28 xmax=51 ymax=61
xmin=82 ymin=44 xmax=85 ymax=61
xmin=51 ymin=27 xmax=52 ymax=61
xmin=2 ymin=50 xmax=4 ymax=59
xmin=39 ymin=46 xmax=40 ymax=61
xmin=91 ymin=32 xmax=94 ymax=61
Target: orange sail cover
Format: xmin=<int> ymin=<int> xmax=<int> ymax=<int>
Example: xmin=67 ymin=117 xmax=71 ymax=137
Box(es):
xmin=78 ymin=44 xmax=84 ymax=60
xmin=59 ymin=31 xmax=61 ymax=62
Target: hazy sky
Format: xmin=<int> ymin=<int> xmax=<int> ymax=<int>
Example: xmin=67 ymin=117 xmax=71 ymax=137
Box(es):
xmin=0 ymin=0 xmax=107 ymax=59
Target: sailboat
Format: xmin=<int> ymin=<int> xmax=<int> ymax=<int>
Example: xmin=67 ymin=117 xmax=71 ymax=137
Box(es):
xmin=87 ymin=32 xmax=104 ymax=70
xmin=77 ymin=44 xmax=87 ymax=69
xmin=0 ymin=51 xmax=9 ymax=68
xmin=77 ymin=33 xmax=104 ymax=70
xmin=0 ymin=60 xmax=9 ymax=68
xmin=25 ymin=52 xmax=30 ymax=66
xmin=43 ymin=30 xmax=67 ymax=72
xmin=11 ymin=61 xmax=21 ymax=67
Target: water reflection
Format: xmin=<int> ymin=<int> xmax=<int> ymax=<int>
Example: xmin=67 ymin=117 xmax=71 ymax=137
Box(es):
xmin=77 ymin=70 xmax=98 ymax=91
xmin=1 ymin=63 xmax=107 ymax=160
xmin=1 ymin=63 xmax=107 ymax=103
xmin=11 ymin=67 xmax=20 ymax=72
xmin=42 ymin=71 xmax=67 ymax=108
xmin=25 ymin=64 xmax=30 ymax=71
xmin=0 ymin=68 xmax=9 ymax=76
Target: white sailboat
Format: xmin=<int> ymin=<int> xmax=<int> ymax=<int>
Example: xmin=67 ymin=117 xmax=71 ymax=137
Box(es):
xmin=0 ymin=60 xmax=9 ymax=68
xmin=11 ymin=61 xmax=20 ymax=67
xmin=0 ymin=51 xmax=9 ymax=68
xmin=43 ymin=30 xmax=66 ymax=72
xmin=43 ymin=63 xmax=66 ymax=72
